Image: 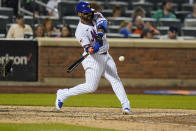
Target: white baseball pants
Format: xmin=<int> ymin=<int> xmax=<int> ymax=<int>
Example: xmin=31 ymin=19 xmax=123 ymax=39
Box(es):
xmin=61 ymin=53 xmax=130 ymax=109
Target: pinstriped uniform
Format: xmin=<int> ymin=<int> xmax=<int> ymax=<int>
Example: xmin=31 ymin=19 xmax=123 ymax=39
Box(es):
xmin=60 ymin=13 xmax=130 ymax=110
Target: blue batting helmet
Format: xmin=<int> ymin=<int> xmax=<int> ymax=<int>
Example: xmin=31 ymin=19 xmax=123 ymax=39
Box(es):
xmin=76 ymin=1 xmax=93 ymax=13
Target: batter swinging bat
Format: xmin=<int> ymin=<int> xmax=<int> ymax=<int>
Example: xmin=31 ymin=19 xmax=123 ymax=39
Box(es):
xmin=67 ymin=53 xmax=89 ymax=73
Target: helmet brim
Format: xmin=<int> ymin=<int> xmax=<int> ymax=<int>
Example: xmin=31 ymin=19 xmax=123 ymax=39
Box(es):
xmin=81 ymin=8 xmax=94 ymax=13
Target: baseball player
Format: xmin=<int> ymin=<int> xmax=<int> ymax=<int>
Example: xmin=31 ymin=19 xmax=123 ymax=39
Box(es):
xmin=56 ymin=1 xmax=131 ymax=114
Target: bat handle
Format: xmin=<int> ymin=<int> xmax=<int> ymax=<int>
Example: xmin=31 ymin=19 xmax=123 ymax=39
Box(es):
xmin=85 ymin=52 xmax=90 ymax=57
xmin=66 ymin=53 xmax=90 ymax=73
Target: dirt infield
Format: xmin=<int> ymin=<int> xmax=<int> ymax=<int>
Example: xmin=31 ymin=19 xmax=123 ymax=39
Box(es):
xmin=0 ymin=106 xmax=196 ymax=131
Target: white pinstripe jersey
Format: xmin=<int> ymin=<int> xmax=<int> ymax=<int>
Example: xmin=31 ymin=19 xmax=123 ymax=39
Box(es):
xmin=75 ymin=12 xmax=109 ymax=54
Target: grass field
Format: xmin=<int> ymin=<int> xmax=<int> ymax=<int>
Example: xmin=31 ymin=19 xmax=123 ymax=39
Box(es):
xmin=0 ymin=94 xmax=196 ymax=109
xmin=0 ymin=123 xmax=119 ymax=131
xmin=0 ymin=94 xmax=196 ymax=131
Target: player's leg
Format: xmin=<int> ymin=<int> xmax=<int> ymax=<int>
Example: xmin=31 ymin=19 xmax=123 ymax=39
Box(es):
xmin=56 ymin=68 xmax=102 ymax=110
xmin=67 ymin=55 xmax=103 ymax=96
xmin=56 ymin=55 xmax=103 ymax=110
xmin=103 ymin=54 xmax=130 ymax=114
xmin=68 ymin=68 xmax=102 ymax=95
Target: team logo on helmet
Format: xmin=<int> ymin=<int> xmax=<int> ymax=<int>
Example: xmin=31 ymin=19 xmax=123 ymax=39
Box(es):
xmin=76 ymin=1 xmax=92 ymax=13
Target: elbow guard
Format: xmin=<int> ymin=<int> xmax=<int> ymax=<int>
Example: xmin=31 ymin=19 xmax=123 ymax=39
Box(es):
xmin=97 ymin=20 xmax=107 ymax=33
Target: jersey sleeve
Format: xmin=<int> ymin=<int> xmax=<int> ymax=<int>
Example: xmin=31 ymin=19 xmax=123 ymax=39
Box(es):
xmin=93 ymin=12 xmax=107 ymax=32
xmin=93 ymin=12 xmax=106 ymax=23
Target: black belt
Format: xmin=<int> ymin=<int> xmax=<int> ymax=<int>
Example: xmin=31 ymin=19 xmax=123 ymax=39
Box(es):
xmin=101 ymin=52 xmax=107 ymax=55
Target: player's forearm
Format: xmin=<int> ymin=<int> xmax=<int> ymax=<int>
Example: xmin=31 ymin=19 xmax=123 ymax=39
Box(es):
xmin=83 ymin=39 xmax=103 ymax=54
xmin=97 ymin=20 xmax=107 ymax=34
xmin=85 ymin=42 xmax=102 ymax=54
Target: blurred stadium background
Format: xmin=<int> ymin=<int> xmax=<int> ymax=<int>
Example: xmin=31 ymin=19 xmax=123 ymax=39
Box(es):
xmin=0 ymin=0 xmax=196 ymax=38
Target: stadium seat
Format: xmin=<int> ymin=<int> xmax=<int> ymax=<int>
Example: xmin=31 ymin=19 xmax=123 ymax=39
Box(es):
xmin=49 ymin=32 xmax=61 ymax=37
xmin=90 ymin=0 xmax=105 ymax=8
xmin=175 ymin=11 xmax=191 ymax=22
xmin=117 ymin=0 xmax=140 ymax=2
xmin=24 ymin=32 xmax=33 ymax=39
xmin=159 ymin=18 xmax=181 ymax=28
xmin=182 ymin=36 xmax=196 ymax=40
xmin=146 ymin=0 xmax=163 ymax=10
xmin=146 ymin=0 xmax=166 ymax=2
xmin=169 ymin=0 xmax=188 ymax=11
xmin=128 ymin=33 xmax=140 ymax=38
xmin=181 ymin=27 xmax=196 ymax=37
xmin=108 ymin=25 xmax=120 ymax=33
xmin=0 ymin=34 xmax=5 ymax=38
xmin=0 ymin=7 xmax=13 ymax=18
xmin=106 ymin=33 xmax=124 ymax=38
xmin=102 ymin=9 xmax=113 ymax=17
xmin=157 ymin=26 xmax=169 ymax=35
xmin=171 ymin=0 xmax=188 ymax=4
xmin=0 ymin=15 xmax=9 ymax=34
xmin=58 ymin=1 xmax=78 ymax=17
xmin=69 ymin=24 xmax=77 ymax=35
xmin=131 ymin=2 xmax=154 ymax=13
xmin=143 ymin=17 xmax=157 ymax=27
xmin=24 ymin=16 xmax=34 ymax=26
xmin=184 ymin=19 xmax=196 ymax=27
xmin=96 ymin=0 xmax=110 ymax=2
xmin=107 ymin=1 xmax=128 ymax=10
xmin=63 ymin=16 xmax=79 ymax=25
xmin=125 ymin=10 xmax=134 ymax=17
xmin=146 ymin=0 xmax=163 ymax=3
xmin=182 ymin=3 xmax=193 ymax=12
xmin=150 ymin=10 xmax=155 ymax=17
xmin=107 ymin=17 xmax=132 ymax=26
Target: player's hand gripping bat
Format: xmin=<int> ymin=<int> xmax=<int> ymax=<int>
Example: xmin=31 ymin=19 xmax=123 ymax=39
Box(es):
xmin=66 ymin=53 xmax=89 ymax=73
xmin=67 ymin=33 xmax=103 ymax=73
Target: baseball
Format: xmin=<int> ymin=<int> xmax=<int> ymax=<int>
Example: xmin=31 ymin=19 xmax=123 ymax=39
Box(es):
xmin=119 ymin=56 xmax=125 ymax=61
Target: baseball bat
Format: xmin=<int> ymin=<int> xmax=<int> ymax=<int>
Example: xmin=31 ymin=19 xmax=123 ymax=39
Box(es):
xmin=66 ymin=53 xmax=89 ymax=73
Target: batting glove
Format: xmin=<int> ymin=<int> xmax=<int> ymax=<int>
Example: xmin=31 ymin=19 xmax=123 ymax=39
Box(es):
xmin=88 ymin=40 xmax=103 ymax=54
xmin=97 ymin=32 xmax=103 ymax=38
xmin=88 ymin=47 xmax=94 ymax=54
xmin=95 ymin=32 xmax=103 ymax=43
